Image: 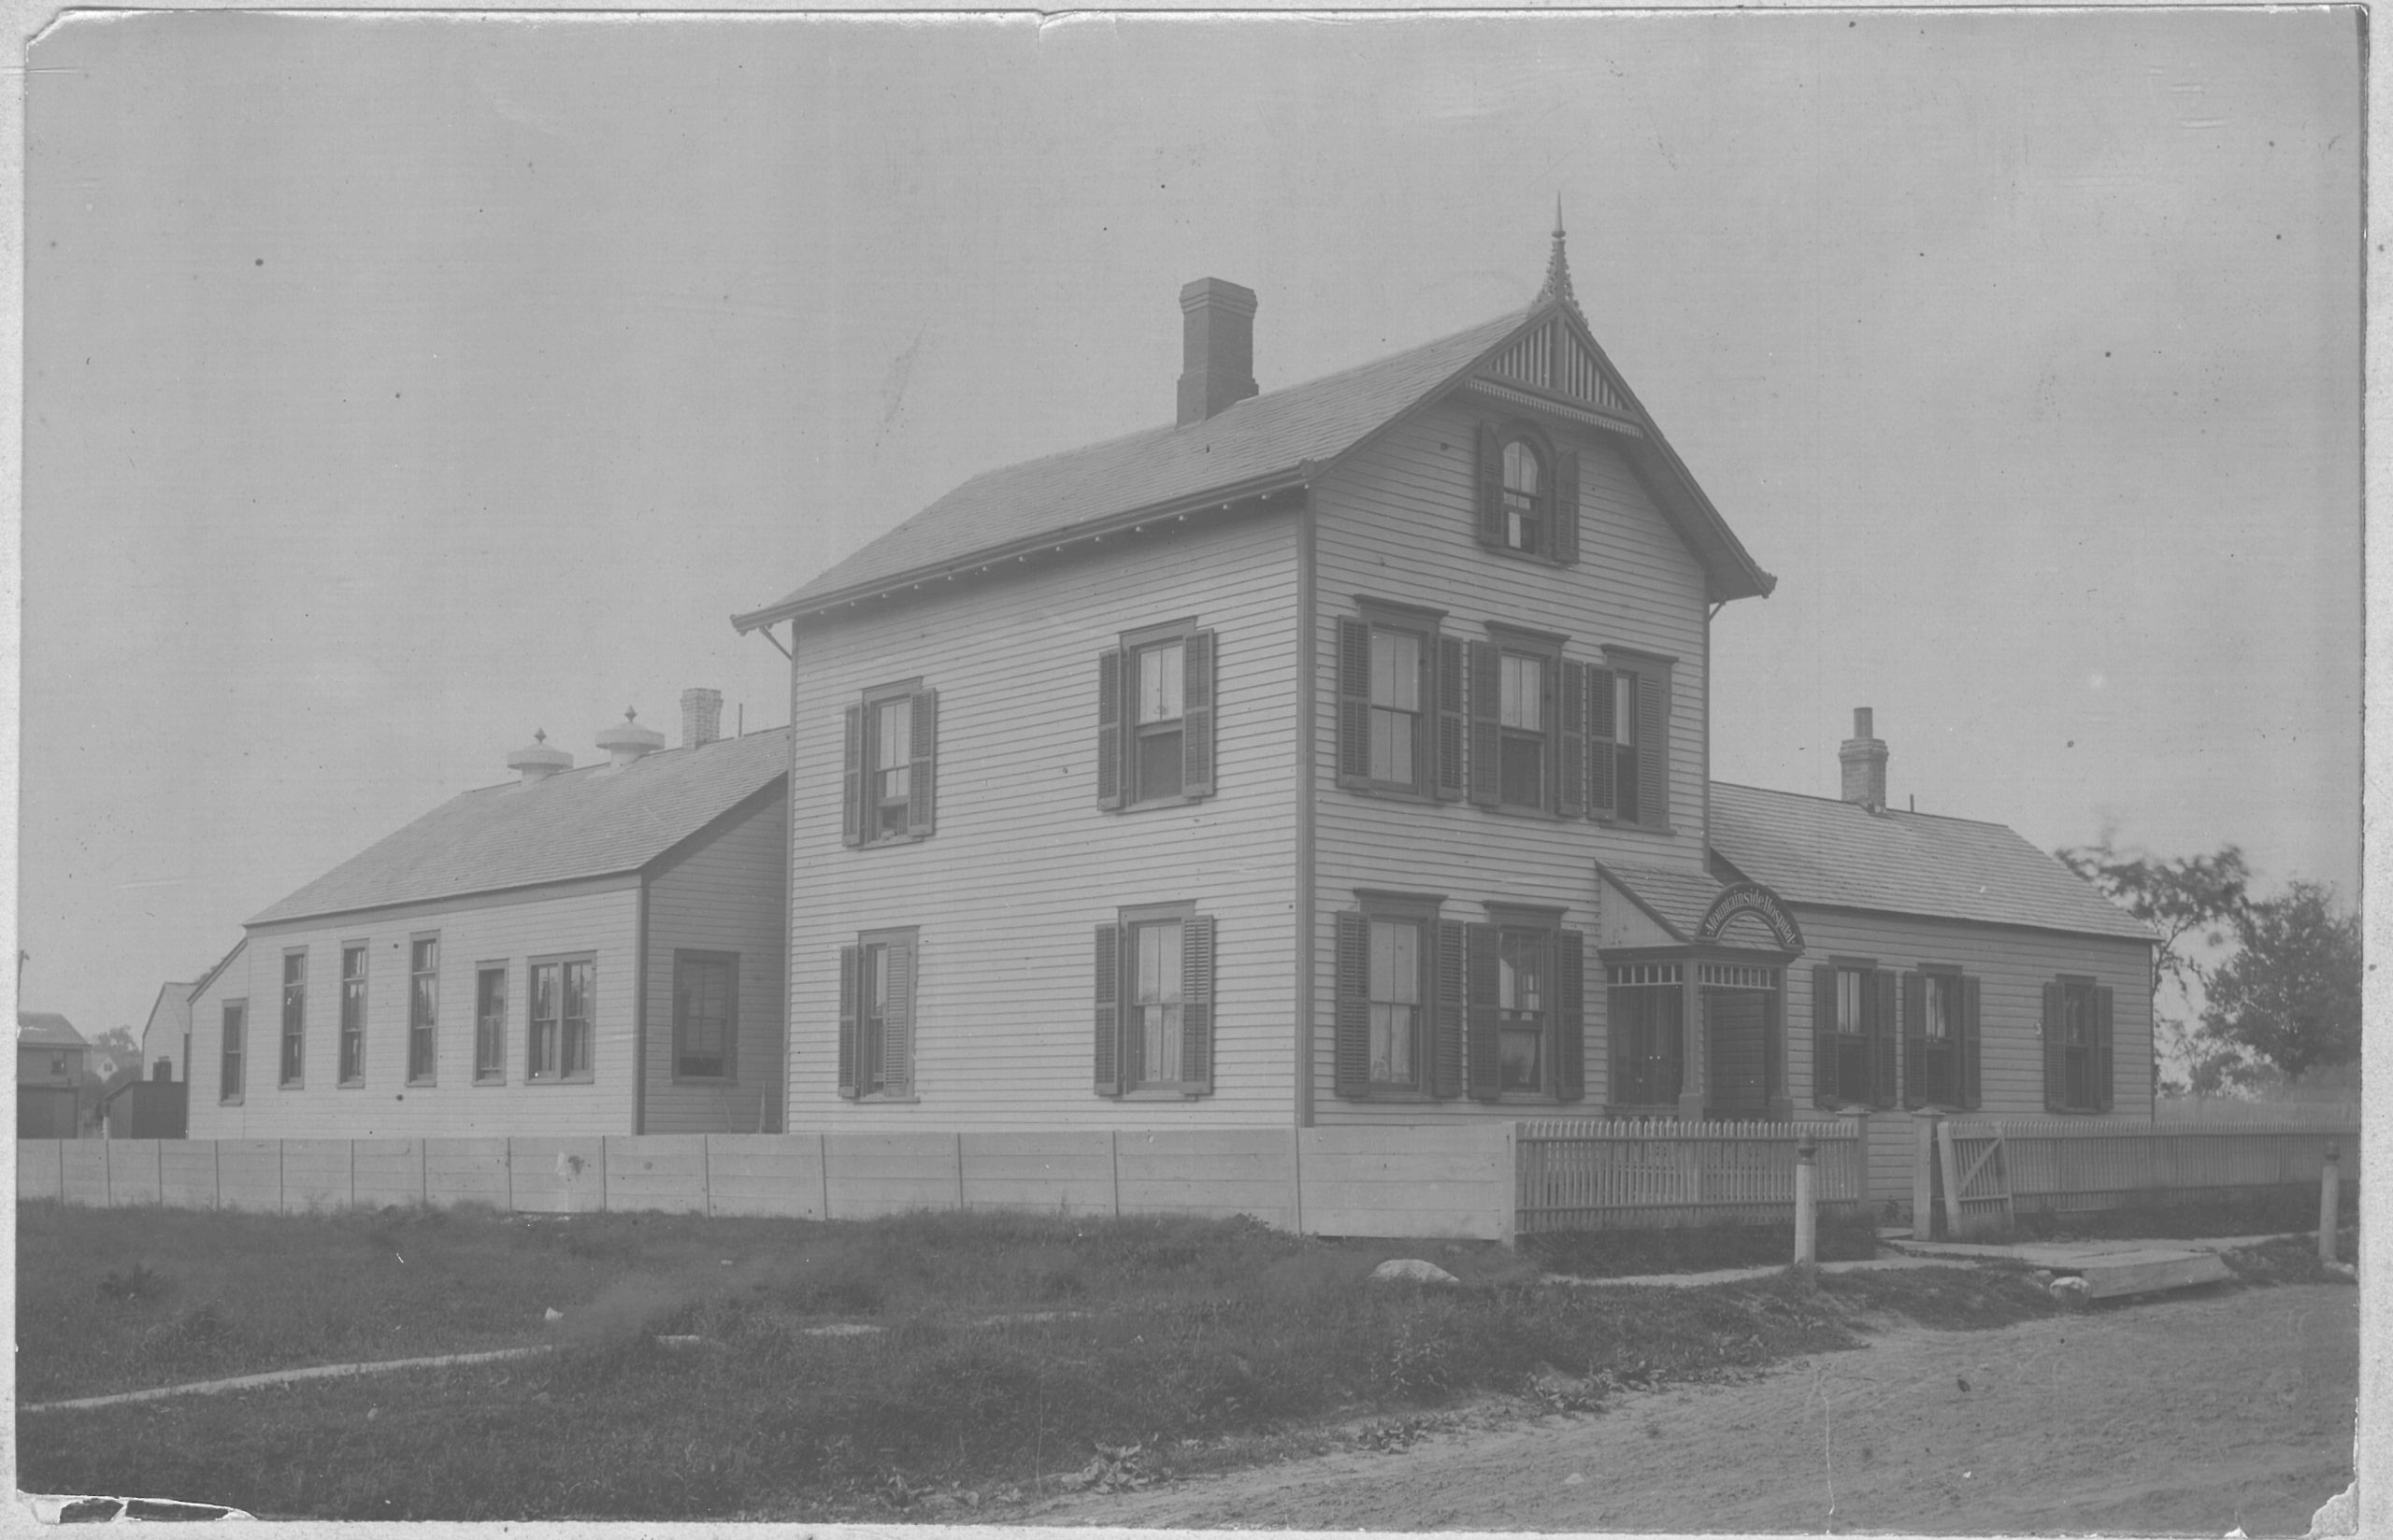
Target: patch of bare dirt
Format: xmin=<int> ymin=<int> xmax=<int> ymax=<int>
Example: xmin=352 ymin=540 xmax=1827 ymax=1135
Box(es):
xmin=1019 ymin=1283 xmax=2356 ymax=1535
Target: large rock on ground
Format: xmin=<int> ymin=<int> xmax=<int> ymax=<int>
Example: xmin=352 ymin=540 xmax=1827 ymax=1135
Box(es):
xmin=1369 ymin=1259 xmax=1461 ymax=1286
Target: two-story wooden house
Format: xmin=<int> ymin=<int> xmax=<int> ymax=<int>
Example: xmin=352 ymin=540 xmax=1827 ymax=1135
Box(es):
xmin=734 ymin=229 xmax=1867 ymax=1137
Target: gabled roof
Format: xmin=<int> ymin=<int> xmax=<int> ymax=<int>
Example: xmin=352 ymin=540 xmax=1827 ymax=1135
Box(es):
xmin=1707 ymin=782 xmax=2156 ymax=943
xmin=1596 ymin=861 xmax=1727 ymax=944
xmin=735 ymin=280 xmax=1774 ymax=630
xmin=248 ymin=728 xmax=791 ymax=928
xmin=18 ymin=1012 xmax=87 ymax=1049
xmin=187 ymin=939 xmax=248 ymax=1004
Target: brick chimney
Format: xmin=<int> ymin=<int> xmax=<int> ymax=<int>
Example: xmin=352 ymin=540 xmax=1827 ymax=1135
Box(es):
xmin=681 ymin=687 xmax=724 ymax=749
xmin=596 ymin=708 xmax=666 ymax=768
xmin=1839 ymin=707 xmax=1888 ymax=812
xmin=508 ymin=729 xmax=572 ymax=786
xmin=1177 ymin=278 xmax=1258 ymax=425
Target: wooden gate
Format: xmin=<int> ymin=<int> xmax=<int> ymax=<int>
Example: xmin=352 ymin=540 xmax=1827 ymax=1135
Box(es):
xmin=1935 ymin=1120 xmax=2013 ymax=1238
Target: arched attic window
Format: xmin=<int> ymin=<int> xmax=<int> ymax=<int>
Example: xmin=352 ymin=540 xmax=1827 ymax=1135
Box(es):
xmin=1474 ymin=422 xmax=1580 ymax=563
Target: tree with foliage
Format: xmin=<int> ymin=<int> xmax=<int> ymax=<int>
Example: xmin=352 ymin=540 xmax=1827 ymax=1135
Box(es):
xmin=2056 ymin=840 xmax=2252 ymax=1095
xmin=2199 ymin=881 xmax=2361 ymax=1084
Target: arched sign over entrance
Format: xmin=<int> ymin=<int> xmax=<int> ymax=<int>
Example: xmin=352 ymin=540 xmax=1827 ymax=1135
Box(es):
xmin=1696 ymin=881 xmax=1804 ymax=952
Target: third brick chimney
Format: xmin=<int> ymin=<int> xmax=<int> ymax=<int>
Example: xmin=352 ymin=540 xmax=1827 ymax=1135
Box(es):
xmin=1839 ymin=707 xmax=1888 ymax=812
xmin=681 ymin=687 xmax=724 ymax=749
xmin=1177 ymin=278 xmax=1259 ymax=425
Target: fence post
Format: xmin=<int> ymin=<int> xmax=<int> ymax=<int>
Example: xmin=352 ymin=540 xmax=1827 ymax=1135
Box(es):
xmin=2318 ymin=1144 xmax=2342 ymax=1264
xmin=1793 ymin=1135 xmax=1819 ymax=1269
xmin=1911 ymin=1109 xmax=1941 ymax=1239
xmin=1107 ymin=1128 xmax=1121 ymax=1219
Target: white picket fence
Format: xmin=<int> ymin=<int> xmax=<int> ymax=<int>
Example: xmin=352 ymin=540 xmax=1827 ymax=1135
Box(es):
xmin=1515 ymin=1118 xmax=1866 ymax=1232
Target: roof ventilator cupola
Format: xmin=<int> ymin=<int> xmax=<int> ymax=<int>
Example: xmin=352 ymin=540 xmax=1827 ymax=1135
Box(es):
xmin=507 ymin=729 xmax=572 ymax=787
xmin=597 ymin=707 xmax=666 ymax=768
xmin=1839 ymin=707 xmax=1889 ymax=815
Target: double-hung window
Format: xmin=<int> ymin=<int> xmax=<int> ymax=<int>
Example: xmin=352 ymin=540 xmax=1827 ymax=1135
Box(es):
xmin=1463 ymin=908 xmax=1586 ymax=1102
xmin=1094 ymin=904 xmax=1216 ymax=1095
xmin=1468 ymin=626 xmax=1576 ymax=815
xmin=1097 ymin=623 xmax=1216 ymax=808
xmin=2042 ymin=977 xmax=2114 ymax=1112
xmin=674 ymin=950 xmax=738 ymax=1081
xmin=1336 ymin=603 xmax=1465 ymax=799
xmin=279 ymin=950 xmax=307 ymax=1088
xmin=1590 ymin=651 xmax=1672 ymax=829
xmin=1813 ymin=961 xmax=1896 ymax=1108
xmin=1903 ymin=967 xmax=1981 ymax=1109
xmin=408 ymin=936 xmax=438 ymax=1084
xmin=1473 ymin=421 xmax=1580 ymax=564
xmin=1333 ymin=893 xmax=1460 ymax=1099
xmin=527 ymin=955 xmax=594 ymax=1082
xmin=841 ymin=681 xmax=938 ymax=846
xmin=338 ymin=944 xmax=367 ymax=1086
xmin=1607 ymin=962 xmax=1684 ymax=1107
xmin=838 ymin=929 xmax=916 ymax=1099
xmin=475 ymin=965 xmax=508 ymax=1084
xmin=219 ymin=1002 xmax=246 ymax=1104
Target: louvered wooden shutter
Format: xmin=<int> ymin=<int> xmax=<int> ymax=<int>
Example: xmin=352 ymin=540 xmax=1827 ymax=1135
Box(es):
xmin=1553 ymin=449 xmax=1580 ymax=564
xmin=1093 ymin=924 xmax=1122 ymax=1094
xmin=1959 ymin=977 xmax=1983 ymax=1110
xmin=1467 ymin=641 xmax=1500 ymax=807
xmin=1182 ymin=629 xmax=1217 ymax=798
xmin=1871 ymin=971 xmax=1899 ymax=1109
xmin=1434 ymin=636 xmax=1467 ymax=800
xmin=1433 ymin=920 xmax=1465 ymax=1099
xmin=1812 ymin=963 xmax=1838 ymax=1107
xmin=1333 ymin=911 xmax=1370 ymax=1099
xmin=1587 ymin=666 xmax=1616 ymax=815
xmin=1901 ymin=972 xmax=1926 ymax=1108
xmin=1181 ymin=915 xmax=1215 ymax=1091
xmin=2094 ymin=985 xmax=2114 ymax=1112
xmin=840 ymin=706 xmax=864 ymax=848
xmin=1639 ymin=671 xmax=1669 ymax=828
xmin=1475 ymin=421 xmax=1504 ymax=548
xmin=1096 ymin=650 xmax=1124 ymax=809
xmin=1554 ymin=930 xmax=1585 ymax=1102
xmin=1466 ymin=922 xmax=1501 ymax=1100
xmin=2042 ymin=982 xmax=2065 ymax=1111
xmin=905 ymin=690 xmax=938 ymax=837
xmin=881 ymin=935 xmax=914 ymax=1097
xmin=1336 ymin=618 xmax=1372 ymax=790
xmin=1557 ymin=658 xmax=1587 ymax=818
xmin=837 ymin=946 xmax=860 ymax=1098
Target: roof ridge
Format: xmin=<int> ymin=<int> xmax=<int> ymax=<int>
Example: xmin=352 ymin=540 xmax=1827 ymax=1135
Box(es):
xmin=1710 ymin=778 xmax=2019 ymax=833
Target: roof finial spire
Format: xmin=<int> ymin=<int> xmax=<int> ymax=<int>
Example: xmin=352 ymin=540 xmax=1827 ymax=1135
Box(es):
xmin=1537 ymin=198 xmax=1583 ymax=322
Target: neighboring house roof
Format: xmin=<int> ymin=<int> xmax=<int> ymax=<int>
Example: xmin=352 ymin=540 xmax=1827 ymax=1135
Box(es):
xmin=18 ymin=1012 xmax=88 ymax=1049
xmin=248 ymin=728 xmax=792 ymax=927
xmin=144 ymin=982 xmax=195 ymax=1032
xmin=734 ymin=280 xmax=1775 ymax=630
xmin=187 ymin=940 xmax=249 ymax=1005
xmin=1707 ymin=782 xmax=2156 ymax=943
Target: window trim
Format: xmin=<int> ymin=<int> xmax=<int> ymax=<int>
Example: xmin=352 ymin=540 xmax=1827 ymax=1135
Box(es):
xmin=1340 ymin=598 xmax=1464 ymax=804
xmin=1465 ymin=906 xmax=1585 ymax=1104
xmin=407 ymin=932 xmax=440 ymax=1087
xmin=1595 ymin=646 xmax=1677 ymax=832
xmin=1100 ymin=619 xmax=1216 ymax=812
xmin=846 ymin=677 xmax=937 ymax=848
xmin=219 ymin=999 xmax=248 ymax=1105
xmin=671 ymin=948 xmax=740 ymax=1084
xmin=1335 ymin=891 xmax=1453 ymax=1100
xmin=1813 ymin=957 xmax=1898 ymax=1110
xmin=525 ymin=950 xmax=597 ymax=1085
xmin=1095 ymin=901 xmax=1216 ymax=1098
xmin=1474 ymin=419 xmax=1581 ymax=565
xmin=2043 ymin=974 xmax=2114 ymax=1113
xmin=841 ymin=926 xmax=919 ymax=1102
xmin=337 ymin=940 xmax=369 ymax=1088
xmin=1471 ymin=628 xmax=1569 ymax=818
xmin=278 ymin=948 xmax=308 ymax=1090
xmin=473 ymin=962 xmax=509 ymax=1086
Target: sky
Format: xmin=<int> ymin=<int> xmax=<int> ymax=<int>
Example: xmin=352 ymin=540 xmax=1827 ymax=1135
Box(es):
xmin=19 ymin=7 xmax=2362 ymax=1049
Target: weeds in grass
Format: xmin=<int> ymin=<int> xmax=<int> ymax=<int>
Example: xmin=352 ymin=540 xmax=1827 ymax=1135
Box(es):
xmin=1522 ymin=1210 xmax=1878 ymax=1278
xmin=95 ymin=1262 xmax=165 ymax=1304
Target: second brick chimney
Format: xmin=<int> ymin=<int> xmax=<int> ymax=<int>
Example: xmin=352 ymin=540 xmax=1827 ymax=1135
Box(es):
xmin=1839 ymin=707 xmax=1888 ymax=812
xmin=681 ymin=688 xmax=724 ymax=749
xmin=1177 ymin=278 xmax=1258 ymax=425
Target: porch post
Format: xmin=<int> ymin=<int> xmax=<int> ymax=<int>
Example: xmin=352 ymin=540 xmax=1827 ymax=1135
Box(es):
xmin=1676 ymin=965 xmax=1706 ymax=1123
xmin=1766 ymin=978 xmax=1794 ymax=1121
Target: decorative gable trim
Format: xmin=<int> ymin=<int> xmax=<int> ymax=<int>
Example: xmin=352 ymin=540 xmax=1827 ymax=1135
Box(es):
xmin=1462 ymin=377 xmax=1642 ymax=438
xmin=1484 ymin=314 xmax=1633 ymax=415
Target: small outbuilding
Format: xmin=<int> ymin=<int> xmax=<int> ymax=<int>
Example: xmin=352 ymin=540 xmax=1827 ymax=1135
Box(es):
xmin=19 ymin=1011 xmax=90 ymax=1138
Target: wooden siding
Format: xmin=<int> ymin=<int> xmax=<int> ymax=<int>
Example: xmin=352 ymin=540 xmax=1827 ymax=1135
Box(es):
xmin=642 ymin=791 xmax=790 ymax=1135
xmin=184 ymin=884 xmax=641 ymax=1140
xmin=1782 ymin=906 xmax=2156 ymax=1203
xmin=1309 ymin=399 xmax=1714 ymax=1123
xmin=786 ymin=513 xmax=1301 ymax=1129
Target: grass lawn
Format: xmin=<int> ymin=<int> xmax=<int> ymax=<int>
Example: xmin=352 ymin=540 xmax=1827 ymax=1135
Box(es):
xmin=18 ymin=1202 xmax=2060 ymax=1520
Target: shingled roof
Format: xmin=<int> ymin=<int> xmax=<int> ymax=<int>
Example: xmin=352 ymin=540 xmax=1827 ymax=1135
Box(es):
xmin=18 ymin=1012 xmax=88 ymax=1049
xmin=1707 ymin=782 xmax=2154 ymax=942
xmin=248 ymin=728 xmax=790 ymax=927
xmin=734 ymin=280 xmax=1774 ymax=630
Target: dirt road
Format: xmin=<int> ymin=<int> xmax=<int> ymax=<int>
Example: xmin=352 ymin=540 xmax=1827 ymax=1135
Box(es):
xmin=1022 ymin=1283 xmax=2355 ymax=1535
